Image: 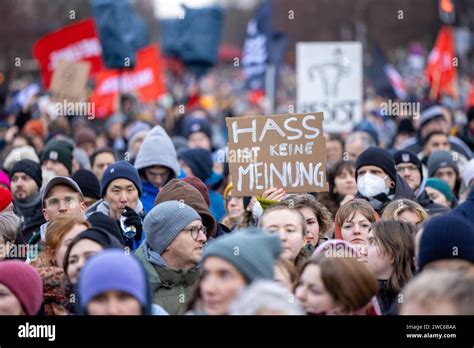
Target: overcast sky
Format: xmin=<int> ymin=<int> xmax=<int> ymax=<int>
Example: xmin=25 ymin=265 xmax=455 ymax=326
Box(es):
xmin=153 ymin=0 xmax=259 ymax=18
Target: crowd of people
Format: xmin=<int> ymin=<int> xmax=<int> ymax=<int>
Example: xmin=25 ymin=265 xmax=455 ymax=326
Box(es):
xmin=0 ymin=59 xmax=474 ymax=316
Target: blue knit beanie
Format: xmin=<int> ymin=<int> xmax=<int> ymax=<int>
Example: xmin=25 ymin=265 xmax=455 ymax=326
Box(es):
xmin=78 ymin=250 xmax=148 ymax=313
xmin=100 ymin=161 xmax=142 ymax=197
xmin=418 ymin=215 xmax=474 ymax=270
xmin=183 ymin=117 xmax=212 ymax=140
xmin=203 ymin=228 xmax=282 ymax=283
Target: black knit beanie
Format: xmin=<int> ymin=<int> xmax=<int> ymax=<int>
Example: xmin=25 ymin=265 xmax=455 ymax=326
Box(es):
xmin=355 ymin=146 xmax=397 ymax=182
xmin=10 ymin=159 xmax=43 ymax=189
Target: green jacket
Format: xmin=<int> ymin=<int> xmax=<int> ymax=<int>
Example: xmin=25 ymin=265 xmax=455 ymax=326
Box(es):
xmin=135 ymin=244 xmax=201 ymax=315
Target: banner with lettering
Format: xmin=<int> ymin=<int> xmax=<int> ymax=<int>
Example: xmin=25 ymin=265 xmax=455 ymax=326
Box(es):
xmin=89 ymin=45 xmax=166 ymax=118
xmin=33 ymin=18 xmax=104 ymax=88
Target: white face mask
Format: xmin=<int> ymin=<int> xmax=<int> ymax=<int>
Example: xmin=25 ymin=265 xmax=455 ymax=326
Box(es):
xmin=357 ymin=173 xmax=389 ymax=198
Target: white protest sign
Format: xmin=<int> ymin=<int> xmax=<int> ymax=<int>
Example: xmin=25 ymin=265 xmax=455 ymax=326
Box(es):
xmin=297 ymin=42 xmax=363 ymax=133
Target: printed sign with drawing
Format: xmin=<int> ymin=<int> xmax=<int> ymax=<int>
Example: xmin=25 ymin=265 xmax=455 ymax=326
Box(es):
xmin=297 ymin=42 xmax=362 ymax=133
xmin=226 ymin=113 xmax=329 ymax=197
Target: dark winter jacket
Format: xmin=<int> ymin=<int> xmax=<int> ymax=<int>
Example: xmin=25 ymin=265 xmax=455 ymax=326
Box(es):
xmin=376 ymin=280 xmax=399 ymax=315
xmin=85 ymin=199 xmax=145 ymax=251
xmin=417 ymin=189 xmax=451 ymax=216
xmin=452 ymin=186 xmax=474 ymax=225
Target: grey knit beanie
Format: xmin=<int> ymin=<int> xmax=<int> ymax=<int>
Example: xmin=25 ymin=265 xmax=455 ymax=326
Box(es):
xmin=144 ymin=200 xmax=201 ymax=254
xmin=203 ymin=228 xmax=282 ymax=283
xmin=427 ymin=150 xmax=459 ymax=177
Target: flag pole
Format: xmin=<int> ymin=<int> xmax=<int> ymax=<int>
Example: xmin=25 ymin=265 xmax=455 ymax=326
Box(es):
xmin=265 ymin=63 xmax=276 ymax=114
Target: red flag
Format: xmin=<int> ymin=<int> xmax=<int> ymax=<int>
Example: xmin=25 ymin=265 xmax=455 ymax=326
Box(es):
xmin=33 ymin=18 xmax=104 ymax=88
xmin=89 ymin=45 xmax=166 ymax=119
xmin=466 ymin=80 xmax=474 ymax=108
xmin=426 ymin=26 xmax=458 ymax=99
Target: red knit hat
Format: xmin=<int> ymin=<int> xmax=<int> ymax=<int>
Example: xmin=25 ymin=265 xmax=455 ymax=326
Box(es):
xmin=23 ymin=119 xmax=45 ymax=139
xmin=0 ymin=187 xmax=13 ymax=211
xmin=0 ymin=261 xmax=43 ymax=315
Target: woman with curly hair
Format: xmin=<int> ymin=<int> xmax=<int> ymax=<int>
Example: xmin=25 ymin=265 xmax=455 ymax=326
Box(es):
xmin=282 ymin=194 xmax=333 ymax=249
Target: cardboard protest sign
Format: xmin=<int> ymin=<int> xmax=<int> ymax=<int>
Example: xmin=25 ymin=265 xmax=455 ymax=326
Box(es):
xmin=297 ymin=42 xmax=362 ymax=133
xmin=33 ymin=18 xmax=103 ymax=88
xmin=226 ymin=113 xmax=329 ymax=197
xmin=49 ymin=60 xmax=90 ymax=103
xmin=89 ymin=45 xmax=166 ymax=118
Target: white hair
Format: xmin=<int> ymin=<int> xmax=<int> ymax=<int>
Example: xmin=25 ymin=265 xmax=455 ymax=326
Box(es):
xmin=401 ymin=269 xmax=474 ymax=315
xmin=345 ymin=131 xmax=376 ymax=149
xmin=229 ymin=280 xmax=304 ymax=315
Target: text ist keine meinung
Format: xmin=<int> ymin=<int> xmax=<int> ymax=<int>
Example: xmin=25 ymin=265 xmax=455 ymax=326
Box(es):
xmin=228 ymin=113 xmax=328 ymax=194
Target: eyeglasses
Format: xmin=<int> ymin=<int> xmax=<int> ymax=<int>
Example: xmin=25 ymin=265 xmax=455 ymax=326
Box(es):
xmin=396 ymin=165 xmax=418 ymax=174
xmin=46 ymin=195 xmax=78 ymax=208
xmin=181 ymin=225 xmax=207 ymax=240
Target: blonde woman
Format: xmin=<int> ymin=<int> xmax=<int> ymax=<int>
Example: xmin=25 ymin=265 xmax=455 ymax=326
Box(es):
xmin=381 ymin=199 xmax=428 ymax=228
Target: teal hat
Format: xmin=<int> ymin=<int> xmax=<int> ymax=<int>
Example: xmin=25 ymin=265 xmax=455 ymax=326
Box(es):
xmin=203 ymin=228 xmax=282 ymax=283
xmin=425 ymin=178 xmax=454 ymax=202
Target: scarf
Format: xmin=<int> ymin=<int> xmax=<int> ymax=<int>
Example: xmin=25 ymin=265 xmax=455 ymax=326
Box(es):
xmin=368 ymin=189 xmax=395 ymax=212
xmin=144 ymin=241 xmax=168 ymax=267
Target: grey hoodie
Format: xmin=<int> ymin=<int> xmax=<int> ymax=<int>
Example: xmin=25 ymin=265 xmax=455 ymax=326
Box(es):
xmin=133 ymin=125 xmax=180 ymax=177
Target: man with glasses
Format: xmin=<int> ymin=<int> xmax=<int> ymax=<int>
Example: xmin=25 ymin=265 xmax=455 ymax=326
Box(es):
xmin=135 ymin=200 xmax=206 ymax=315
xmin=394 ymin=149 xmax=449 ymax=216
xmin=35 ymin=176 xmax=86 ymax=245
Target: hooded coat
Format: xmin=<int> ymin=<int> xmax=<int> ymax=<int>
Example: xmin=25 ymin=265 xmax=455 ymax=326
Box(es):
xmin=154 ymin=179 xmax=217 ymax=238
xmin=134 ymin=125 xmax=181 ymax=214
xmin=178 ymin=149 xmax=226 ymax=222
xmin=134 ymin=243 xmax=200 ymax=315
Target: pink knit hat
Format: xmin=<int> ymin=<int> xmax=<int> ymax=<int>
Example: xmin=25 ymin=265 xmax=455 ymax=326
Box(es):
xmin=0 ymin=170 xmax=10 ymax=189
xmin=313 ymin=239 xmax=361 ymax=258
xmin=0 ymin=261 xmax=43 ymax=315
